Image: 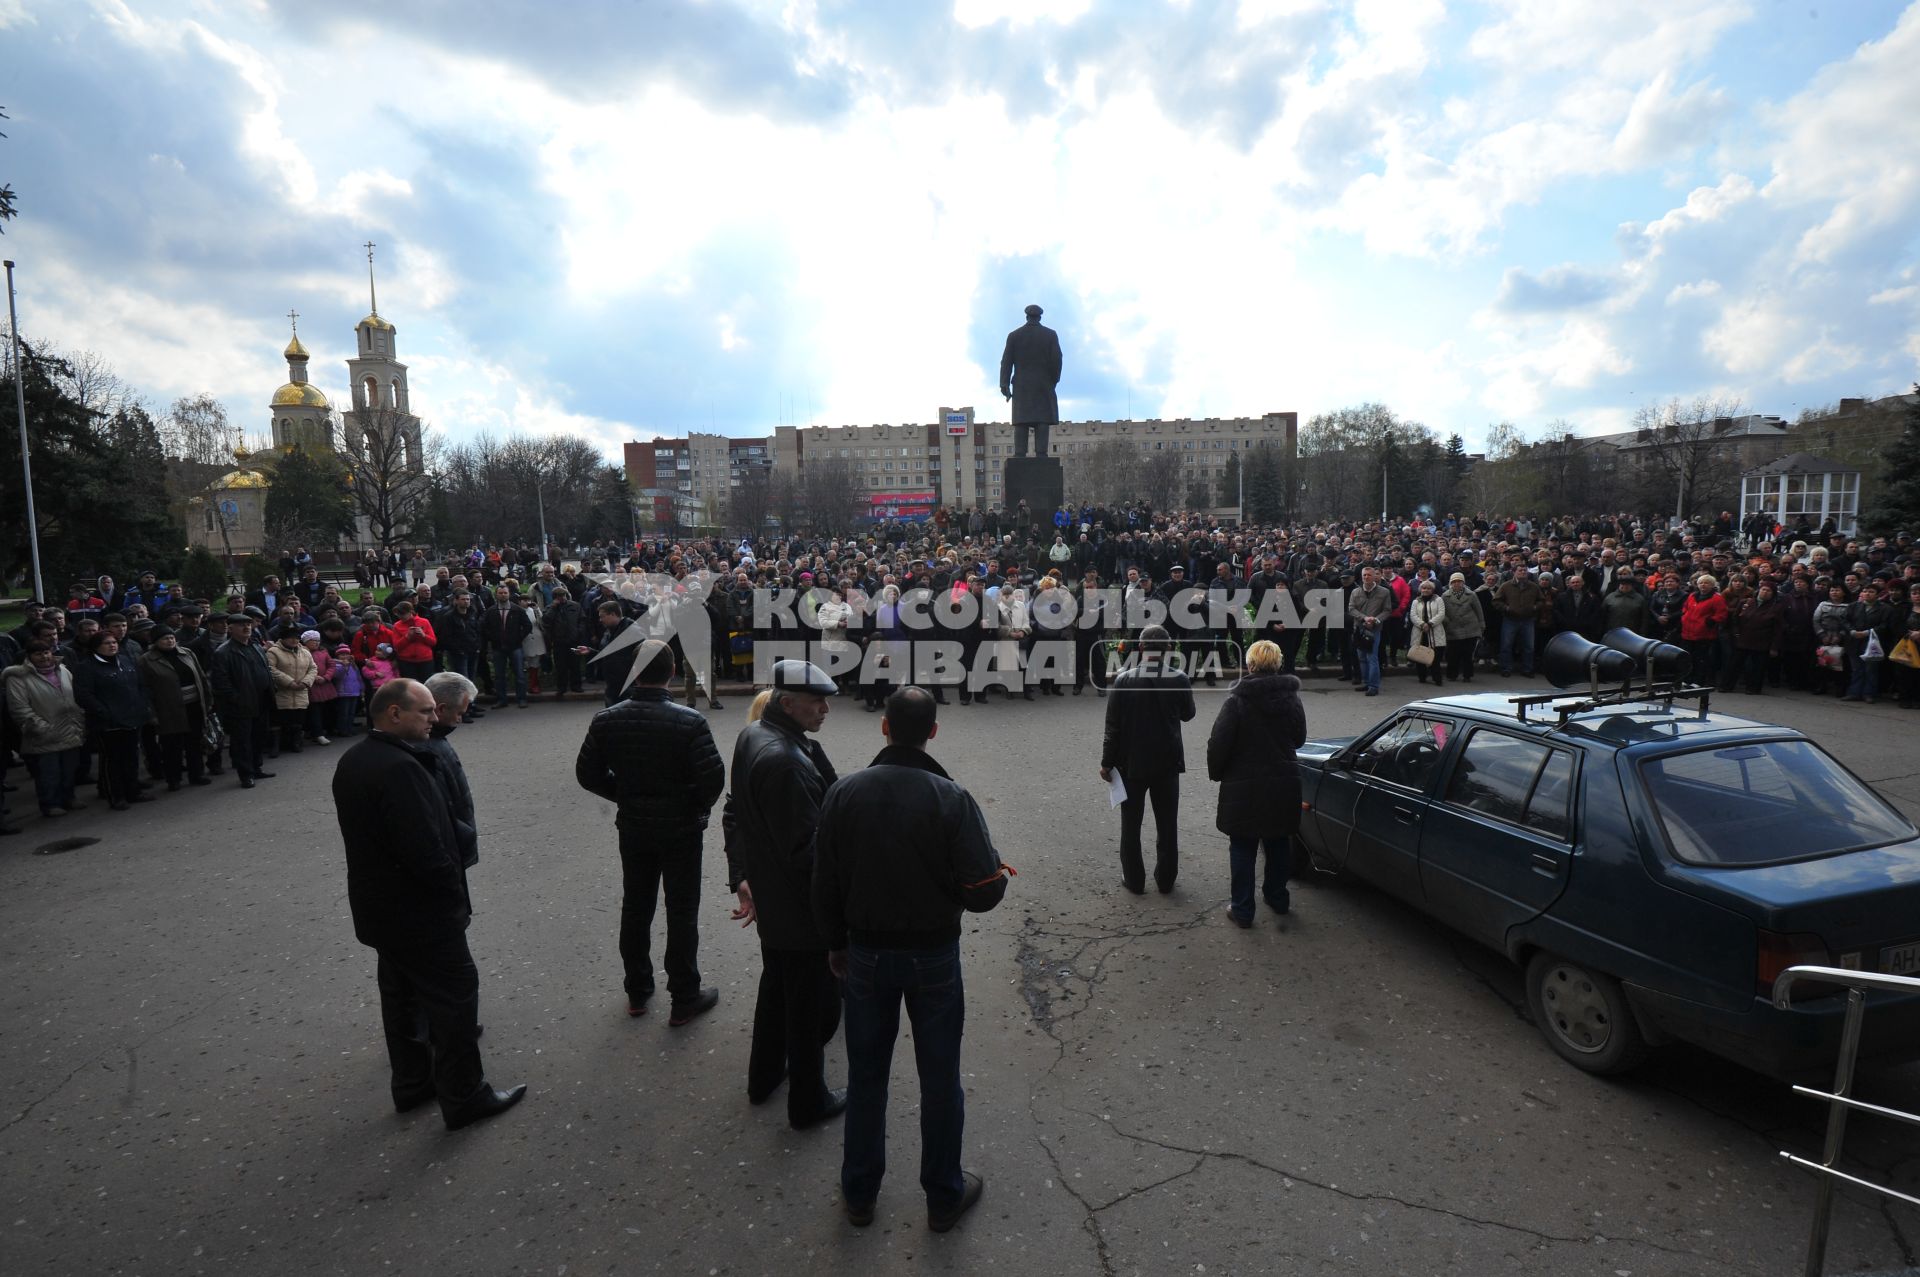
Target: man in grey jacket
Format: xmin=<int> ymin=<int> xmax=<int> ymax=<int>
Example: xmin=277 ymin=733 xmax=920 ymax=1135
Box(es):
xmin=1347 ymin=567 xmax=1394 ymax=696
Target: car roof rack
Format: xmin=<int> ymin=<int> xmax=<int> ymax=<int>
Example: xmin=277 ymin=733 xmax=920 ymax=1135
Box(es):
xmin=1510 ymin=681 xmax=1715 ymax=726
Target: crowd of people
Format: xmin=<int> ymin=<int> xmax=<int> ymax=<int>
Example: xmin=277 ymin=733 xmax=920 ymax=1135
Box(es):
xmin=3 ymin=505 xmax=1915 ymax=834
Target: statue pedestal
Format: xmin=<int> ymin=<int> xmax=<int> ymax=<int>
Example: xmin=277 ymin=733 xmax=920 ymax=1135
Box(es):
xmin=1004 ymin=457 xmax=1064 ymax=521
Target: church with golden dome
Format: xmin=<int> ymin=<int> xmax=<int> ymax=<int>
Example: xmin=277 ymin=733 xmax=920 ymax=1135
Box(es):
xmin=189 ymin=245 xmax=425 ymax=559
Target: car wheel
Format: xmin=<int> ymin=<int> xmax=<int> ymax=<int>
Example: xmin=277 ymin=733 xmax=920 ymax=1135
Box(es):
xmin=1524 ymin=952 xmax=1648 ymax=1075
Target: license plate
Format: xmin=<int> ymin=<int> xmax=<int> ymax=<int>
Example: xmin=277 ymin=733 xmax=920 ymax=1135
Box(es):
xmin=1884 ymin=943 xmax=1920 ymax=976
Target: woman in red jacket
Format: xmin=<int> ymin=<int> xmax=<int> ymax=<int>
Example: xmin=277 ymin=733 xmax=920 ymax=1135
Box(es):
xmin=1679 ymin=574 xmax=1728 ymax=687
xmin=350 ymin=609 xmax=397 ymax=668
xmin=388 ymin=601 xmax=438 ymax=680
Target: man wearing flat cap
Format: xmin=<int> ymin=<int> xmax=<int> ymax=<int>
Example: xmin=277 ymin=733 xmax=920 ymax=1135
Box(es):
xmin=1000 ymin=304 xmax=1062 ymax=459
xmin=723 ymin=659 xmax=848 ymax=1129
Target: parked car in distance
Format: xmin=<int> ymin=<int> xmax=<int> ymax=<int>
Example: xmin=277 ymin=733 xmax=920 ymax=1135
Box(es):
xmin=1294 ymin=690 xmax=1920 ymax=1078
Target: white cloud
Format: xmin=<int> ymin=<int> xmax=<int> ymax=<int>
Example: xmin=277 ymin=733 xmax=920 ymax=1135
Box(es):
xmin=1782 ymin=332 xmax=1863 ymax=384
xmin=1869 ymin=284 xmax=1918 ymax=305
xmin=1667 ymin=279 xmax=1721 ymax=303
xmin=1763 ymin=3 xmax=1920 ymax=266
xmin=951 ymin=0 xmax=1091 ymax=29
xmin=1701 ymin=293 xmax=1797 ymax=376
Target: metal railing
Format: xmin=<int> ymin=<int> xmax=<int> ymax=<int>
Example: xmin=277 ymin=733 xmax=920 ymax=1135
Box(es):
xmin=1773 ymin=964 xmax=1920 ymax=1276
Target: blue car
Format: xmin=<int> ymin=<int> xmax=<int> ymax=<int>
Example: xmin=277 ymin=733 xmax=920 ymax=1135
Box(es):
xmin=1294 ymin=691 xmax=1920 ymax=1077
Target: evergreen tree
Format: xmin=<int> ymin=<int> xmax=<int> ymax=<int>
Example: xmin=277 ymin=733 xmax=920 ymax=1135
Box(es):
xmin=1243 ymin=448 xmax=1285 ymax=523
xmin=1218 ymin=452 xmax=1241 ymax=511
xmin=1445 ymin=433 xmax=1468 ymax=474
xmin=1 ymin=345 xmax=179 ymax=585
xmin=263 ymin=444 xmax=356 ymax=547
xmin=1867 ymin=386 xmax=1920 ymax=536
xmin=180 ymin=546 xmax=230 ymax=602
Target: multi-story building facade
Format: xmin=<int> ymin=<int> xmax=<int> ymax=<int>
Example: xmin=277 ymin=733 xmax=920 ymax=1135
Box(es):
xmin=623 ymin=432 xmax=773 ymax=526
xmin=771 ymin=411 xmax=1298 ymax=515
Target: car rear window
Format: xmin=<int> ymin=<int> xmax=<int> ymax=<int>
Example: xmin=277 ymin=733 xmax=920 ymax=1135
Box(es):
xmin=1640 ymin=740 xmax=1915 ymax=866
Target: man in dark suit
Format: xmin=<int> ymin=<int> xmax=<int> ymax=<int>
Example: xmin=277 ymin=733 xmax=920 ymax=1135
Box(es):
xmin=332 ymin=678 xmax=526 ymax=1131
xmin=999 ymin=303 xmax=1062 ymax=459
xmin=1099 ymin=625 xmax=1196 ymax=894
xmin=247 ymin=575 xmax=286 ymax=618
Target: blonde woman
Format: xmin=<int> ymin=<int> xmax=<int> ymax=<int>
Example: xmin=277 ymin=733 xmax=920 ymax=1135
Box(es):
xmin=1205 ymin=639 xmax=1306 ymax=927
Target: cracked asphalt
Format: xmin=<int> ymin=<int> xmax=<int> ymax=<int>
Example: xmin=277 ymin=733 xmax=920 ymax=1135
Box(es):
xmin=4 ymin=675 xmax=1920 ymax=1276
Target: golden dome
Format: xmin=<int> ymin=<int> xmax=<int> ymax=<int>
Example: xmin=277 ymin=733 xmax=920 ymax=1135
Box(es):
xmin=358 ymin=312 xmax=394 ymax=331
xmin=211 ymin=466 xmax=270 ymax=491
xmin=284 ymin=333 xmax=310 ymax=360
xmin=272 ymin=381 xmax=330 ymax=408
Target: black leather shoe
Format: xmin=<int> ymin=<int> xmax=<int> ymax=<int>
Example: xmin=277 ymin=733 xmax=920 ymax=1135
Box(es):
xmin=927 ymin=1172 xmax=984 ymax=1233
xmin=442 ymin=1083 xmax=527 ymax=1131
xmin=791 ymin=1087 xmax=849 ymax=1130
xmin=393 ymin=1085 xmax=437 ymax=1114
xmin=668 ymin=988 xmax=719 ymax=1027
xmin=253 ymin=771 xmax=276 ymax=780
xmin=239 ymin=775 xmax=255 ymax=789
xmin=845 ymin=1195 xmax=876 ymax=1227
xmin=1120 ymin=879 xmax=1146 ymax=895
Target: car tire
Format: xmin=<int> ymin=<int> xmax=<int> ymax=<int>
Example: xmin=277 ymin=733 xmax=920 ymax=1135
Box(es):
xmin=1525 ymin=951 xmax=1649 ymax=1075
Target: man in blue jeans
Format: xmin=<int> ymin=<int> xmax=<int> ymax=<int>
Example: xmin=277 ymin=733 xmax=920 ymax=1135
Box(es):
xmin=1347 ymin=566 xmax=1393 ymax=696
xmin=1492 ymin=569 xmax=1544 ymax=678
xmin=812 ymin=687 xmax=1012 ymax=1232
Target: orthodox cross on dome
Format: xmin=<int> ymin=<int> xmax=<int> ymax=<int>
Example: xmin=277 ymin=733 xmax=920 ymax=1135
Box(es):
xmin=364 ymin=240 xmax=378 ymax=317
xmin=287 ymin=308 xmax=299 ymax=335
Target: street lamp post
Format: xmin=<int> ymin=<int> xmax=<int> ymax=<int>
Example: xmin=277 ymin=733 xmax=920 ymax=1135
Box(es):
xmin=5 ymin=259 xmax=47 ymax=603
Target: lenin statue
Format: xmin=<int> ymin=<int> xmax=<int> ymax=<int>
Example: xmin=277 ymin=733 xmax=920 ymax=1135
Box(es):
xmin=1000 ymin=304 xmax=1062 ymax=458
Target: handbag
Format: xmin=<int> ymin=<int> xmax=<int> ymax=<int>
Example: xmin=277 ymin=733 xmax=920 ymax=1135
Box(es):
xmin=1863 ymin=630 xmax=1885 ymax=661
xmin=1891 ymin=637 xmax=1920 ymax=669
xmin=1408 ymin=643 xmax=1436 ymax=667
xmin=1816 ymin=644 xmax=1844 ymax=670
xmin=202 ymin=707 xmax=226 ymax=751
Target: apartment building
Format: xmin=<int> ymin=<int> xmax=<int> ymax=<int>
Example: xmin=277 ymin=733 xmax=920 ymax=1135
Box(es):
xmin=772 ymin=411 xmax=1298 ymax=513
xmin=623 ymin=431 xmax=773 ymax=524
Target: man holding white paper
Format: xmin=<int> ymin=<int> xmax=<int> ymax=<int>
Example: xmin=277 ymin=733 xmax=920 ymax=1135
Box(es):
xmin=1098 ymin=625 xmax=1195 ymax=895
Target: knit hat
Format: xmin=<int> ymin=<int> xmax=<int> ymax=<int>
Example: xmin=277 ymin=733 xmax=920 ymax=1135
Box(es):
xmin=1448 ymin=572 xmax=1466 ymax=584
xmin=333 ymin=644 xmax=351 ymax=656
xmin=300 ymin=629 xmax=321 ymax=643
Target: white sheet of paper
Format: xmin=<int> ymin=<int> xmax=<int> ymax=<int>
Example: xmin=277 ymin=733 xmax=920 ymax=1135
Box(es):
xmin=1107 ymin=769 xmax=1127 ymax=808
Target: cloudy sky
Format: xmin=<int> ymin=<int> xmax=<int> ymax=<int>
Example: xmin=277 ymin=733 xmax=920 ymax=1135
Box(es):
xmin=6 ymin=0 xmax=1918 ymax=457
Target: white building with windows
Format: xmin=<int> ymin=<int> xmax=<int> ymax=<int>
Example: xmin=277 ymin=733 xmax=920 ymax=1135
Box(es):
xmin=1739 ymin=452 xmax=1861 ymax=535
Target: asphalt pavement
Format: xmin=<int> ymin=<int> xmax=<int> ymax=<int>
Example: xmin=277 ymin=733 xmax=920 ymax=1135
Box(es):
xmin=4 ymin=671 xmax=1919 ymax=1276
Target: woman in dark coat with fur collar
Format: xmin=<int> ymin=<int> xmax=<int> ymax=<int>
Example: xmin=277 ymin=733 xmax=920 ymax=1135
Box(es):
xmin=1206 ymin=640 xmax=1307 ymax=928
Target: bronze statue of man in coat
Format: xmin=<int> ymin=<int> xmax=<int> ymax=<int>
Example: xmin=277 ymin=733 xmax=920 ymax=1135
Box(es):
xmin=1000 ymin=304 xmax=1062 ymax=459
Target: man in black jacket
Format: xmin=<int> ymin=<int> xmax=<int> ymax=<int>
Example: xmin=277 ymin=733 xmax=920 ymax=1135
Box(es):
xmin=582 ymin=600 xmax=644 ymax=707
xmin=1099 ymin=625 xmax=1196 ymax=894
xmin=209 ymin=615 xmax=274 ymax=788
xmin=811 ymin=687 xmax=1010 ymax=1232
xmin=575 ymin=640 xmax=726 ymax=1024
xmin=334 ymin=680 xmax=524 ymax=1131
xmin=480 ymin=585 xmax=533 ymax=708
xmin=723 ymin=659 xmax=846 ymax=1128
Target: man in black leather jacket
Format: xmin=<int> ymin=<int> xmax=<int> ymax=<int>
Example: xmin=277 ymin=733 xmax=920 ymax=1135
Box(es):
xmin=1099 ymin=624 xmax=1196 ymax=894
xmin=811 ymin=686 xmax=1011 ymax=1231
xmin=574 ymin=640 xmax=726 ymax=1024
xmin=722 ymin=660 xmax=846 ymax=1128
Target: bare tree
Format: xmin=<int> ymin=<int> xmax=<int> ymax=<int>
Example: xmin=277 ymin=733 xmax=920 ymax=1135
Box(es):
xmin=729 ymin=468 xmax=774 ymax=535
xmin=54 ymin=349 xmax=131 ymax=420
xmin=1632 ymin=395 xmax=1745 ymax=520
xmin=799 ymin=457 xmax=860 ymax=534
xmin=1139 ymin=450 xmax=1184 ymax=511
xmin=340 ymin=406 xmax=431 ymax=552
xmin=1065 ymin=438 xmax=1141 ymax=505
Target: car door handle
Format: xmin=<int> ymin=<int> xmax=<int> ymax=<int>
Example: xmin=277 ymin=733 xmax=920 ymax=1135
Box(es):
xmin=1392 ymin=805 xmax=1420 ymax=825
xmin=1531 ymin=852 xmax=1560 ymax=872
